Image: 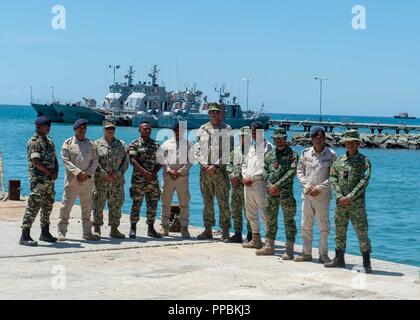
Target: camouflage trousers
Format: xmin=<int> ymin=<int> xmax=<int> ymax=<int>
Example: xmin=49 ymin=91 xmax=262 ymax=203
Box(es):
xmin=231 ymin=184 xmax=251 ymax=233
xmin=130 ymin=176 xmax=160 ymax=225
xmin=200 ymin=168 xmax=231 ymax=229
xmin=92 ymin=178 xmax=125 ymax=228
xmin=265 ymin=195 xmax=297 ymax=242
xmin=22 ymin=180 xmax=55 ymax=228
xmin=334 ymin=203 xmax=371 ymax=254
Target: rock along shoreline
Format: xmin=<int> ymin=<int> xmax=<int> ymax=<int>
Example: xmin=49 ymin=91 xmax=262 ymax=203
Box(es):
xmin=290 ymin=132 xmax=420 ymax=149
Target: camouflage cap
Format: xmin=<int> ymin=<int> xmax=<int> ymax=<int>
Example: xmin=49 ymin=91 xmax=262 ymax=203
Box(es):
xmin=207 ymin=103 xmax=220 ymax=112
xmin=238 ymin=126 xmax=251 ymax=136
xmin=103 ymin=119 xmax=116 ymax=129
xmin=272 ymin=128 xmax=287 ymax=139
xmin=341 ymin=129 xmax=361 ymax=142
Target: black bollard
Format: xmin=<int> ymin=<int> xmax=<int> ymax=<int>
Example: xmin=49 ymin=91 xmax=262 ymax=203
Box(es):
xmin=8 ymin=180 xmax=21 ymax=201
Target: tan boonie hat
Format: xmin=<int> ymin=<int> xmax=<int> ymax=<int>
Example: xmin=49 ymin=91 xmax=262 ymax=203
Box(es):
xmin=341 ymin=129 xmax=361 ymax=142
xmin=103 ymin=119 xmax=116 ymax=129
xmin=207 ymin=103 xmax=220 ymax=112
xmin=272 ymin=128 xmax=287 ymax=139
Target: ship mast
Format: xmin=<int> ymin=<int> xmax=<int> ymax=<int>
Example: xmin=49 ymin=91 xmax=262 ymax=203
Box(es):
xmin=125 ymin=66 xmax=135 ymax=86
xmin=148 ymin=65 xmax=159 ymax=86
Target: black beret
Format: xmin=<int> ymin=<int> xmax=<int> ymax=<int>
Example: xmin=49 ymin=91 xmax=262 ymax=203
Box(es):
xmin=73 ymin=118 xmax=88 ymax=130
xmin=251 ymin=121 xmax=263 ymax=129
xmin=310 ymin=126 xmax=325 ymax=137
xmin=35 ymin=116 xmax=51 ymax=126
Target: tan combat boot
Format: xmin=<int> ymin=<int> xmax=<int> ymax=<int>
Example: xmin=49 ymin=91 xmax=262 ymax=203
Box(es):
xmin=242 ymin=233 xmax=263 ymax=249
xmin=181 ymin=226 xmax=190 ymax=239
xmin=220 ymin=227 xmax=230 ymax=242
xmin=93 ymin=224 xmax=101 ymax=237
xmin=159 ymin=225 xmax=169 ymax=237
xmin=281 ymin=242 xmax=294 ymax=260
xmin=110 ymin=226 xmax=125 ymax=239
xmin=83 ymin=232 xmax=100 ymax=241
xmin=255 ymin=239 xmax=275 ymax=256
xmin=294 ymin=253 xmax=312 ymax=262
xmin=197 ymin=226 xmax=213 ymax=240
xmin=57 ymin=232 xmax=66 ymax=242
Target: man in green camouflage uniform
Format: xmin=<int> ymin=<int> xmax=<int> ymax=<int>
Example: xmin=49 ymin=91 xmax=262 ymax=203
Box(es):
xmin=128 ymin=121 xmax=162 ymax=239
xmin=20 ymin=116 xmax=58 ymax=246
xmin=195 ymin=103 xmax=233 ymax=241
xmin=257 ymin=128 xmax=298 ymax=259
xmin=92 ymin=119 xmax=129 ymax=239
xmin=226 ymin=126 xmax=252 ymax=243
xmin=325 ymin=130 xmax=372 ymax=273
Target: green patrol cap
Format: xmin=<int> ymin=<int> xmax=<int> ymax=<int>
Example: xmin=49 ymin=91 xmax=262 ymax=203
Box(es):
xmin=207 ymin=103 xmax=220 ymax=112
xmin=103 ymin=119 xmax=116 ymax=129
xmin=272 ymin=128 xmax=287 ymax=139
xmin=341 ymin=129 xmax=361 ymax=142
xmin=238 ymin=126 xmax=251 ymax=136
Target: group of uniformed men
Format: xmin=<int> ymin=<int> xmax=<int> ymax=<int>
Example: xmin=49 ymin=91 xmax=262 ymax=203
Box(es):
xmin=19 ymin=102 xmax=373 ymax=273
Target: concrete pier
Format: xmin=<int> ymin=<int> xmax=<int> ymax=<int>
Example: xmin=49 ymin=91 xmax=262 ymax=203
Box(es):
xmin=0 ymin=200 xmax=419 ymax=300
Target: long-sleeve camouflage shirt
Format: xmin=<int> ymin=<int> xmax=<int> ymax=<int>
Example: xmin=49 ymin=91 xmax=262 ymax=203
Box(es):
xmin=330 ymin=151 xmax=371 ymax=202
xmin=264 ymin=145 xmax=298 ymax=199
xmin=94 ymin=137 xmax=129 ymax=183
xmin=128 ymin=136 xmax=160 ymax=180
xmin=227 ymin=145 xmax=246 ymax=182
xmin=27 ymin=132 xmax=58 ymax=184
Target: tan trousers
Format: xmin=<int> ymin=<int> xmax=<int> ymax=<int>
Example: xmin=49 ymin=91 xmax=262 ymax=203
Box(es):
xmin=301 ymin=196 xmax=331 ymax=256
xmin=160 ymin=175 xmax=190 ymax=227
xmin=58 ymin=178 xmax=94 ymax=236
xmin=244 ymin=179 xmax=267 ymax=234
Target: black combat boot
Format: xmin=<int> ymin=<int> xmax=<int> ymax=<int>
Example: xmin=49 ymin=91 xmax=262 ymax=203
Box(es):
xmin=324 ymin=249 xmax=346 ymax=268
xmin=225 ymin=231 xmax=243 ymax=243
xmin=148 ymin=224 xmax=161 ymax=238
xmin=129 ymin=223 xmax=137 ymax=239
xmin=19 ymin=227 xmax=38 ymax=247
xmin=39 ymin=224 xmax=57 ymax=243
xmin=244 ymin=231 xmax=252 ymax=243
xmin=362 ymin=252 xmax=372 ymax=274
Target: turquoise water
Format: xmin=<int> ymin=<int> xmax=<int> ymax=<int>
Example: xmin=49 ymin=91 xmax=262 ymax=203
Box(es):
xmin=1 ymin=105 xmax=419 ymax=267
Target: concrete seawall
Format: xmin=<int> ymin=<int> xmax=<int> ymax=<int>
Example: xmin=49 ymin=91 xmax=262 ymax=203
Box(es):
xmin=0 ymin=200 xmax=419 ymax=300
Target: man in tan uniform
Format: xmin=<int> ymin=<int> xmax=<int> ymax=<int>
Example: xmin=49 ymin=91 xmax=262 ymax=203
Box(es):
xmin=157 ymin=122 xmax=194 ymax=238
xmin=57 ymin=119 xmax=99 ymax=241
xmin=295 ymin=127 xmax=336 ymax=263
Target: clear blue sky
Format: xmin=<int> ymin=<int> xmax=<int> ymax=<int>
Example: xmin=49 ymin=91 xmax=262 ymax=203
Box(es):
xmin=0 ymin=0 xmax=419 ymax=116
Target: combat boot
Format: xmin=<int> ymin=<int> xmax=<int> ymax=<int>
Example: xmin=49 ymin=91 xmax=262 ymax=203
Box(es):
xmin=93 ymin=224 xmax=101 ymax=237
xmin=57 ymin=232 xmax=66 ymax=242
xmin=220 ymin=227 xmax=230 ymax=242
xmin=243 ymin=231 xmax=252 ymax=243
xmin=83 ymin=232 xmax=100 ymax=241
xmin=158 ymin=225 xmax=169 ymax=237
xmin=197 ymin=226 xmax=213 ymax=240
xmin=129 ymin=223 xmax=137 ymax=239
xmin=181 ymin=226 xmax=190 ymax=239
xmin=225 ymin=231 xmax=243 ymax=243
xmin=319 ymin=254 xmax=331 ymax=264
xmin=362 ymin=252 xmax=372 ymax=274
xmin=255 ymin=239 xmax=275 ymax=255
xmin=242 ymin=233 xmax=262 ymax=249
xmin=281 ymin=242 xmax=294 ymax=260
xmin=294 ymin=253 xmax=312 ymax=262
xmin=110 ymin=226 xmax=125 ymax=239
xmin=19 ymin=227 xmax=38 ymax=247
xmin=39 ymin=224 xmax=57 ymax=243
xmin=148 ymin=224 xmax=162 ymax=238
xmin=324 ymin=249 xmax=346 ymax=268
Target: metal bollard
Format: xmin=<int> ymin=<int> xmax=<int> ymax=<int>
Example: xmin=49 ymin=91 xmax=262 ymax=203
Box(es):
xmin=169 ymin=204 xmax=181 ymax=232
xmin=8 ymin=180 xmax=21 ymax=201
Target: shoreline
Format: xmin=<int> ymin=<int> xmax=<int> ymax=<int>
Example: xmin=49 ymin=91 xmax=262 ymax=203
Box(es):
xmin=0 ymin=199 xmax=419 ymax=299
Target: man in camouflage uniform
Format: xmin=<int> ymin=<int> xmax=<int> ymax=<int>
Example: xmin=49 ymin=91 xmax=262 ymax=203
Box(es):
xmin=92 ymin=119 xmax=129 ymax=239
xmin=128 ymin=121 xmax=162 ymax=239
xmin=58 ymin=119 xmax=99 ymax=241
xmin=257 ymin=128 xmax=298 ymax=259
xmin=195 ymin=103 xmax=233 ymax=241
xmin=325 ymin=130 xmax=372 ymax=273
xmin=20 ymin=116 xmax=58 ymax=246
xmin=226 ymin=126 xmax=252 ymax=243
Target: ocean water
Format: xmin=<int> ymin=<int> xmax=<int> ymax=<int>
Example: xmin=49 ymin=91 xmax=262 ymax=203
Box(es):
xmin=1 ymin=105 xmax=419 ymax=267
